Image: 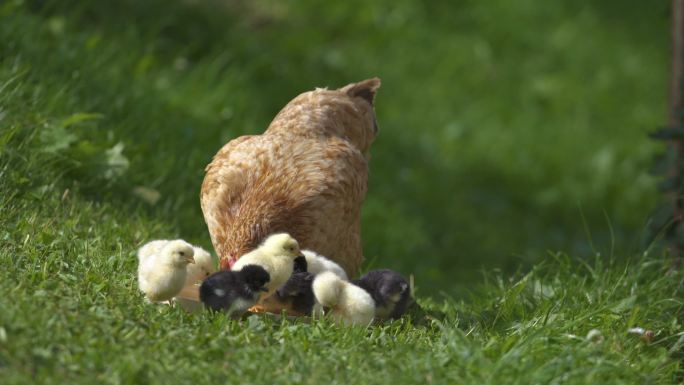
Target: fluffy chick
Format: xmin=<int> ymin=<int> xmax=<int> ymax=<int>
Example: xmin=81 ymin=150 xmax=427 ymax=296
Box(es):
xmin=232 ymin=233 xmax=302 ymax=299
xmin=138 ymin=240 xmax=195 ymax=302
xmin=312 ymin=271 xmax=374 ymax=326
xmin=137 ymin=239 xmax=171 ymax=261
xmin=138 ymin=240 xmax=212 ymax=274
xmin=263 ymin=251 xmax=341 ymax=315
xmin=259 ymin=257 xmax=308 ymax=314
xmin=301 ymin=250 xmax=348 ymax=279
xmin=293 ymin=255 xmax=308 ymax=273
xmin=199 ymin=265 xmax=270 ymax=314
xmin=183 ymin=246 xmax=217 ymax=285
xmin=267 ymin=251 xmax=343 ymax=315
xmin=352 ymin=269 xmax=411 ymax=320
xmin=174 ymin=246 xmax=217 ymax=312
xmin=264 ymin=271 xmax=316 ymax=315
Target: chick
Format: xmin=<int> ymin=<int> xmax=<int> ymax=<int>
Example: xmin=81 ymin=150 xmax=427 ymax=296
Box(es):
xmin=352 ymin=269 xmax=410 ymax=320
xmin=301 ymin=250 xmax=348 ymax=279
xmin=264 ymin=271 xmax=316 ymax=315
xmin=174 ymin=246 xmax=217 ymax=312
xmin=312 ymin=271 xmax=375 ymax=326
xmin=263 ymin=250 xmax=341 ymax=315
xmin=266 ymin=251 xmax=344 ymax=315
xmin=137 ymin=239 xmax=171 ymax=261
xmin=138 ymin=240 xmax=213 ymax=276
xmin=232 ymin=233 xmax=302 ymax=299
xmin=199 ymin=265 xmax=270 ymax=314
xmin=293 ymin=255 xmax=308 ymax=273
xmin=138 ymin=240 xmax=195 ymax=303
xmin=259 ymin=257 xmax=309 ymax=314
xmin=183 ymin=246 xmax=217 ymax=285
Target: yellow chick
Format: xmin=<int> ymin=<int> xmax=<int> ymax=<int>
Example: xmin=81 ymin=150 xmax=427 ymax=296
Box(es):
xmin=139 ymin=241 xmax=215 ymax=280
xmin=232 ymin=233 xmax=302 ymax=299
xmin=183 ymin=246 xmax=216 ymax=285
xmin=174 ymin=246 xmax=216 ymax=312
xmin=312 ymin=271 xmax=375 ymax=326
xmin=137 ymin=239 xmax=170 ymax=261
xmin=138 ymin=240 xmax=195 ymax=303
xmin=301 ymin=250 xmax=348 ymax=279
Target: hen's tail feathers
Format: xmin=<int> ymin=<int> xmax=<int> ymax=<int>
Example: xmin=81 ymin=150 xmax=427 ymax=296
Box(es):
xmin=339 ymin=77 xmax=381 ymax=105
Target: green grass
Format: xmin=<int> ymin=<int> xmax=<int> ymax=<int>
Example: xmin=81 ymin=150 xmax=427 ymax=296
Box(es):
xmin=1 ymin=1 xmax=682 ymax=383
xmin=1 ymin=188 xmax=682 ymax=383
xmin=0 ymin=0 xmax=670 ymax=291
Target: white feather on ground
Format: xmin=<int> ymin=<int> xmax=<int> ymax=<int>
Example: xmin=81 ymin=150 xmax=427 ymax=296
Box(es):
xmin=312 ymin=271 xmax=374 ymax=326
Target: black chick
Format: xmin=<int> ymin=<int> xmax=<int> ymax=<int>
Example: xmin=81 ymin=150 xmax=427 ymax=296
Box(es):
xmin=352 ymin=269 xmax=411 ymax=320
xmin=293 ymin=255 xmax=308 ymax=273
xmin=275 ymin=271 xmax=315 ymax=315
xmin=199 ymin=264 xmax=270 ymax=314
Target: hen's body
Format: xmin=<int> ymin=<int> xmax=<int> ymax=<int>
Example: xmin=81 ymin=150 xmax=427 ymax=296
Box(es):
xmin=201 ymin=78 xmax=381 ymax=276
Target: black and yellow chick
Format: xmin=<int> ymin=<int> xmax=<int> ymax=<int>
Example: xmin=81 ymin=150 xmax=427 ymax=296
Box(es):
xmin=352 ymin=269 xmax=410 ymax=320
xmin=199 ymin=265 xmax=270 ymax=314
xmin=274 ymin=271 xmax=315 ymax=315
xmin=259 ymin=257 xmax=311 ymax=315
xmin=293 ymin=255 xmax=308 ymax=273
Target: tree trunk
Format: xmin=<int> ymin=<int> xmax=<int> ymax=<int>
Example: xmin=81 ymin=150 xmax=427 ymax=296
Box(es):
xmin=666 ymin=0 xmax=684 ymax=260
xmin=669 ymin=1 xmax=684 ymax=127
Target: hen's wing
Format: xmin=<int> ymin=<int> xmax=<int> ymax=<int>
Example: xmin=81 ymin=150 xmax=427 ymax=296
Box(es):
xmin=295 ymin=138 xmax=368 ymax=275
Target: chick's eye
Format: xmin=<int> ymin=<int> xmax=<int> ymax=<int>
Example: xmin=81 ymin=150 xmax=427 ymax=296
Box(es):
xmin=179 ymin=251 xmax=185 ymax=256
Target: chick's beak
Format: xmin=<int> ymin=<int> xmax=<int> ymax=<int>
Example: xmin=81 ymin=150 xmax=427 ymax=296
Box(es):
xmin=185 ymin=255 xmax=195 ymax=264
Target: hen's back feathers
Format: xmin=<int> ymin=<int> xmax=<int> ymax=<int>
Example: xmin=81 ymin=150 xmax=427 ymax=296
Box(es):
xmin=201 ymin=78 xmax=381 ymax=276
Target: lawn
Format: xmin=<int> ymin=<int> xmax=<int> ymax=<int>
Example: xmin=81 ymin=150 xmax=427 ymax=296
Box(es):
xmin=0 ymin=0 xmax=682 ymax=383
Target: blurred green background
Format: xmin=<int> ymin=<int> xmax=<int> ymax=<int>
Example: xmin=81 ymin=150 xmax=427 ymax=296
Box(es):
xmin=1 ymin=0 xmax=670 ymax=294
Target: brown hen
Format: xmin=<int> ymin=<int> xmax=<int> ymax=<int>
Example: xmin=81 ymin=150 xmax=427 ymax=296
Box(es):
xmin=200 ymin=78 xmax=381 ymax=277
